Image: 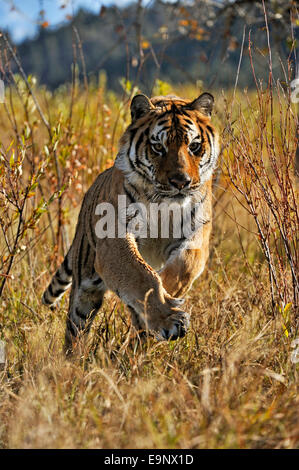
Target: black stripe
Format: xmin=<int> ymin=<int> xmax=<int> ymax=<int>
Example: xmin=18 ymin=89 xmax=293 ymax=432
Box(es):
xmin=127 ymin=180 xmax=141 ymax=198
xmin=180 ymin=214 xmax=185 ymax=238
xmin=84 ymin=243 xmax=90 ymax=267
xmin=190 ymin=206 xmax=197 ymax=232
xmin=132 ymin=162 xmax=153 ymax=184
xmin=124 ymin=186 xmax=136 ymax=204
xmin=155 ymin=110 xmax=170 ymax=120
xmin=126 ymin=142 xmax=139 ymax=173
xmin=180 ymin=108 xmax=191 ymax=117
xmin=205 ymin=129 xmax=212 ymax=148
xmin=52 ymin=287 xmax=65 ymax=297
xmin=68 ymin=319 xmax=77 ymax=336
xmin=171 ymin=103 xmax=182 ymax=115
xmin=206 ymin=125 xmax=214 ymax=137
xmin=92 ymin=276 xmax=103 ymax=286
xmin=135 ymin=131 xmax=145 ymax=156
xmin=165 ymin=239 xmax=186 ymax=258
xmin=133 ymin=133 xmax=152 ymax=172
xmin=129 ymin=128 xmax=137 ymax=148
xmin=135 ymin=152 xmax=151 ymax=173
xmin=56 ymin=275 xmax=70 ymax=286
xmin=77 ymin=237 xmax=84 ymax=286
xmin=93 ymin=299 xmax=103 ymax=310
xmin=63 ymin=255 xmax=72 ymax=276
xmin=196 ymin=121 xmax=204 ymax=139
xmin=43 ymin=293 xmax=52 ymax=305
xmin=157 ymin=119 xmax=169 ymax=126
xmin=128 ymin=133 xmax=152 ymax=182
xmin=183 ymin=124 xmax=193 ymax=132
xmin=90 ymin=204 xmax=98 ymax=248
xmin=184 ymin=118 xmax=194 ymax=126
xmin=75 ymin=307 xmax=86 ymax=320
xmin=48 ymin=283 xmax=55 ymax=297
xmin=157 ymin=126 xmax=170 ymax=137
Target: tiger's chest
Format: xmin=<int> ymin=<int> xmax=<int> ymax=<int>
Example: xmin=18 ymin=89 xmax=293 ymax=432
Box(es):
xmin=133 ymin=199 xmax=188 ymax=271
xmin=137 ymin=237 xmax=172 ymax=271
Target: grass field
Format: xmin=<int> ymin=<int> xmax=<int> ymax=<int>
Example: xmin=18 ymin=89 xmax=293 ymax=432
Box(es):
xmin=0 ymin=74 xmax=298 ymax=449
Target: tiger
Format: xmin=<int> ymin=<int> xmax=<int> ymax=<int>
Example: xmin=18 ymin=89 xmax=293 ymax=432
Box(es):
xmin=42 ymin=92 xmax=220 ymax=353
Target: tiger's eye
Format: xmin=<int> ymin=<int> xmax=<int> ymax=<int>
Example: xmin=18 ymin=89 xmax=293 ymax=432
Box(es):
xmin=189 ymin=141 xmax=201 ymax=153
xmin=151 ymin=143 xmax=164 ymax=153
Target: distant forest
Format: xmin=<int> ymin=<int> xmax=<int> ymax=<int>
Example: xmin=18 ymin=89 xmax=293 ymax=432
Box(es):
xmin=3 ymin=0 xmax=297 ymax=92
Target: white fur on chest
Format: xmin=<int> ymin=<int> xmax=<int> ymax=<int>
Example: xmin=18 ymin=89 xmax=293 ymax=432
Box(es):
xmin=135 ymin=196 xmax=191 ymax=270
xmin=137 ymin=237 xmax=170 ymax=270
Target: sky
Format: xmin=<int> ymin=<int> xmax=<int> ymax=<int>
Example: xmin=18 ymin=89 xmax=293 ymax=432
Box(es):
xmin=0 ymin=0 xmax=130 ymax=43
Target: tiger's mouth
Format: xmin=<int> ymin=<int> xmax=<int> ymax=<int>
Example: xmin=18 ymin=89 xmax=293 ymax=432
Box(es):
xmin=154 ymin=182 xmax=201 ymax=198
xmin=152 ymin=184 xmax=201 ymax=203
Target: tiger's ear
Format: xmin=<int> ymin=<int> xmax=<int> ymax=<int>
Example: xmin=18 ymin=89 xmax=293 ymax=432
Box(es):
xmin=131 ymin=94 xmax=153 ymax=122
xmin=187 ymin=92 xmax=214 ymax=117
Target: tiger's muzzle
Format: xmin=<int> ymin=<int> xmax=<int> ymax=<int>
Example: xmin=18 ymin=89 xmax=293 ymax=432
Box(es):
xmin=168 ymin=172 xmax=192 ymax=191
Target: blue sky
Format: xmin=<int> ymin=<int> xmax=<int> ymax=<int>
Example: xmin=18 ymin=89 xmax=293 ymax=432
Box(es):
xmin=0 ymin=0 xmax=130 ymax=43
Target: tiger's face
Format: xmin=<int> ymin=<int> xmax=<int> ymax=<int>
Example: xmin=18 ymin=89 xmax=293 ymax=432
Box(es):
xmin=116 ymin=93 xmax=219 ymax=201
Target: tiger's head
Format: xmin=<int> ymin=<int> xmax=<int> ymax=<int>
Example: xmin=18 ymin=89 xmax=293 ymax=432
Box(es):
xmin=116 ymin=93 xmax=219 ymax=202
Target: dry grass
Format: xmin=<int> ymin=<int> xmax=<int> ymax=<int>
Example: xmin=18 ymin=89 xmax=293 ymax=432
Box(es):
xmin=0 ymin=76 xmax=298 ymax=449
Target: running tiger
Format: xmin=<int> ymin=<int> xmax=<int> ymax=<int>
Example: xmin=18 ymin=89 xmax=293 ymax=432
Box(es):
xmin=42 ymin=92 xmax=220 ymax=352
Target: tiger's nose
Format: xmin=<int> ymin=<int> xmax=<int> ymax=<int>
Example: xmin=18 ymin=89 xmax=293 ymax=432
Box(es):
xmin=169 ymin=173 xmax=191 ymax=190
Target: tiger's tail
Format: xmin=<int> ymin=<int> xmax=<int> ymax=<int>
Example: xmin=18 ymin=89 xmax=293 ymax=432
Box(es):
xmin=42 ymin=247 xmax=73 ymax=308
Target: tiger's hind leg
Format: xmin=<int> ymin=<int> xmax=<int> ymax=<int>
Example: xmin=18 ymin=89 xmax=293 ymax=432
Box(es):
xmin=64 ymin=274 xmax=106 ymax=354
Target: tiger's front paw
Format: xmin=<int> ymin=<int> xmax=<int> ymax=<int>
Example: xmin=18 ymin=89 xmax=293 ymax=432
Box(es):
xmin=152 ymin=296 xmax=190 ymax=341
xmin=158 ymin=310 xmax=190 ymax=341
